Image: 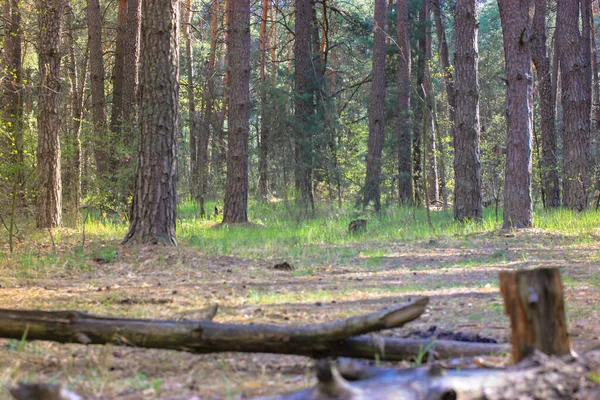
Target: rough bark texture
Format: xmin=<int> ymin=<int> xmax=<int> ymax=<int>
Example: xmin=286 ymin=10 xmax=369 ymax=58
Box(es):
xmin=531 ymin=0 xmax=560 ymax=208
xmin=431 ymin=0 xmax=456 ymax=136
xmin=184 ymin=0 xmax=198 ymax=200
xmin=222 ymin=0 xmax=250 ymax=223
xmin=259 ymin=0 xmax=270 ymax=199
xmin=258 ymin=352 xmax=600 ymax=400
xmin=36 ymin=0 xmax=65 ymax=228
xmin=0 ymin=299 xmax=430 ymax=359
xmin=498 ymin=0 xmax=533 ymax=229
xmin=397 ymin=0 xmax=412 ymax=205
xmin=122 ymin=0 xmax=141 ymax=146
xmin=1 ymin=0 xmax=23 ymax=190
xmin=363 ymin=0 xmax=386 ymax=211
xmin=122 ymin=0 xmax=179 ymax=245
xmin=412 ymin=1 xmax=428 ymax=206
xmin=499 ymin=268 xmax=572 ymax=362
xmin=109 ymin=0 xmax=128 ymax=138
xmin=294 ymin=0 xmax=315 ymax=212
xmin=453 ymin=0 xmax=482 ymax=221
xmin=64 ymin=15 xmax=88 ymax=217
xmin=87 ymin=0 xmax=109 ymax=175
xmin=558 ymin=0 xmax=592 ymax=211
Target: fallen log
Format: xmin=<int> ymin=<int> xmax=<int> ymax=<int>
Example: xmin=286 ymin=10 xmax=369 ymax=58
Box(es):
xmin=255 ymin=350 xmax=600 ymax=400
xmin=0 ymin=298 xmax=436 ymax=359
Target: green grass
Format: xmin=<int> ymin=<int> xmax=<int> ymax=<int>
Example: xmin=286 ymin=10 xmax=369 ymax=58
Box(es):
xmin=4 ymin=201 xmax=600 ymax=276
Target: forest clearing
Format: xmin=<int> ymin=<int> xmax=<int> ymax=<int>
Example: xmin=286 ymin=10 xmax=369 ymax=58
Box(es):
xmin=1 ymin=205 xmax=599 ymax=399
xmin=3 ymin=0 xmax=600 ymax=397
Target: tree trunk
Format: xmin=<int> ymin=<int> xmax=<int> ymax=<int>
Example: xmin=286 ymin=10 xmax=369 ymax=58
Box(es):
xmin=64 ymin=15 xmax=88 ymax=220
xmin=184 ymin=0 xmax=198 ymax=200
xmin=87 ymin=0 xmax=109 ymax=176
xmin=294 ymin=0 xmax=315 ymax=213
xmin=122 ymin=0 xmax=180 ymax=245
xmin=412 ymin=1 xmax=429 ymax=207
xmin=1 ymin=0 xmax=24 ymax=196
xmin=122 ymin=0 xmax=141 ymax=147
xmin=222 ymin=0 xmax=250 ymax=223
xmin=36 ymin=0 xmax=65 ymax=228
xmin=363 ymin=0 xmax=386 ymax=212
xmin=558 ymin=0 xmax=592 ymax=211
xmin=258 ymin=0 xmax=270 ymax=200
xmin=453 ymin=0 xmax=482 ymax=222
xmin=591 ymin=2 xmax=600 ymax=128
xmin=499 ymin=268 xmax=572 ymax=363
xmin=431 ymin=0 xmax=456 ymax=139
xmin=109 ymin=0 xmax=128 ymax=138
xmin=397 ymin=0 xmax=412 ymax=205
xmin=531 ymin=0 xmax=560 ymax=208
xmin=498 ymin=0 xmax=533 ymax=229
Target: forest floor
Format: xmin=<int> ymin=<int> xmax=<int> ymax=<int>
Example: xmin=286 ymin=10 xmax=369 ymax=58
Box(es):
xmin=0 ymin=207 xmax=599 ymax=399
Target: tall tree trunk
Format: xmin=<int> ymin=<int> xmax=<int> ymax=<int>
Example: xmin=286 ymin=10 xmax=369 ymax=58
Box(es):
xmin=222 ymin=0 xmax=250 ymax=223
xmin=65 ymin=14 xmax=88 ymax=220
xmin=184 ymin=0 xmax=198 ymax=200
xmin=363 ymin=0 xmax=386 ymax=211
xmin=397 ymin=0 xmax=412 ymax=205
xmin=423 ymin=9 xmax=438 ymax=205
xmin=412 ymin=0 xmax=429 ymax=207
xmin=558 ymin=0 xmax=592 ymax=211
xmin=198 ymin=0 xmax=220 ymax=217
xmin=453 ymin=0 xmax=482 ymax=221
xmin=258 ymin=0 xmax=270 ymax=200
xmin=122 ymin=0 xmax=180 ymax=245
xmin=1 ymin=0 xmax=24 ymax=194
xmin=531 ymin=0 xmax=560 ymax=208
xmin=431 ymin=0 xmax=456 ymax=138
xmin=110 ymin=0 xmax=128 ymax=137
xmin=122 ymin=0 xmax=141 ymax=147
xmin=498 ymin=0 xmax=533 ymax=228
xmin=294 ymin=0 xmax=315 ymax=213
xmin=87 ymin=0 xmax=109 ymax=175
xmin=36 ymin=0 xmax=65 ymax=228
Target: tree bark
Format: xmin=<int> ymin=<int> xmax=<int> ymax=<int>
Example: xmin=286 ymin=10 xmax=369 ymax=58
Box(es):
xmin=184 ymin=0 xmax=198 ymax=200
xmin=431 ymin=0 xmax=456 ymax=138
xmin=259 ymin=0 xmax=270 ymax=200
xmin=531 ymin=0 xmax=560 ymax=208
xmin=498 ymin=0 xmax=533 ymax=229
xmin=87 ymin=0 xmax=109 ymax=176
xmin=499 ymin=268 xmax=572 ymax=363
xmin=1 ymin=0 xmax=24 ymax=196
xmin=412 ymin=1 xmax=429 ymax=207
xmin=109 ymin=0 xmax=128 ymax=138
xmin=122 ymin=0 xmax=180 ymax=245
xmin=222 ymin=0 xmax=250 ymax=223
xmin=0 ymin=299 xmax=446 ymax=360
xmin=260 ymin=351 xmax=600 ymax=400
xmin=122 ymin=0 xmax=141 ymax=147
xmin=558 ymin=0 xmax=592 ymax=211
xmin=363 ymin=0 xmax=386 ymax=211
xmin=294 ymin=0 xmax=315 ymax=213
xmin=397 ymin=0 xmax=412 ymax=205
xmin=36 ymin=0 xmax=65 ymax=228
xmin=453 ymin=0 xmax=482 ymax=222
xmin=64 ymin=14 xmax=88 ymax=220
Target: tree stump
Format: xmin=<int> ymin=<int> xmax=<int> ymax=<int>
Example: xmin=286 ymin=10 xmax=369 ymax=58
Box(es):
xmin=499 ymin=267 xmax=572 ymax=362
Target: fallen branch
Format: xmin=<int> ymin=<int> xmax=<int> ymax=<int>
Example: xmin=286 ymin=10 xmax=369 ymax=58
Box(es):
xmin=0 ymin=298 xmax=433 ymax=359
xmin=256 ymin=350 xmax=600 ymax=399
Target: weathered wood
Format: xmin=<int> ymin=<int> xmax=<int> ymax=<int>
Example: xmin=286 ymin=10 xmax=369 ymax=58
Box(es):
xmin=256 ymin=350 xmax=600 ymax=400
xmin=499 ymin=267 xmax=572 ymax=362
xmin=0 ymin=298 xmax=429 ymax=358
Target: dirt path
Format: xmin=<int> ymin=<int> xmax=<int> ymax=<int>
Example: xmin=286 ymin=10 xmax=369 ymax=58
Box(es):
xmin=0 ymin=230 xmax=598 ymax=399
